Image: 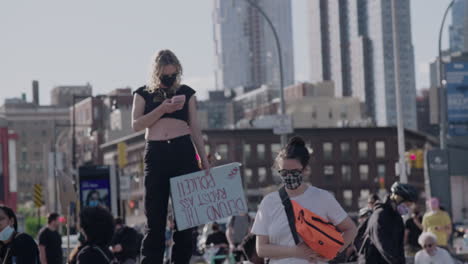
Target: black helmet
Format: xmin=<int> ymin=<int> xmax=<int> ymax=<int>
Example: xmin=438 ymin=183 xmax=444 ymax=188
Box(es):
xmin=390 ymin=182 xmax=418 ymax=202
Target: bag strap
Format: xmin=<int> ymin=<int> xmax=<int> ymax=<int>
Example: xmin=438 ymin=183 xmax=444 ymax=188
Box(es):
xmin=278 ymin=186 xmax=300 ymax=245
xmin=82 ymin=245 xmax=111 ymax=263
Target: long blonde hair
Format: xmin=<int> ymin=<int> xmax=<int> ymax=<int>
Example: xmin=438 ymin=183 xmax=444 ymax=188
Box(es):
xmin=147 ymin=49 xmax=183 ymax=94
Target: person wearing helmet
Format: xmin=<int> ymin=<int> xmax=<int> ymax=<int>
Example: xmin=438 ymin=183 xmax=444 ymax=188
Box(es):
xmin=358 ymin=182 xmax=418 ymax=264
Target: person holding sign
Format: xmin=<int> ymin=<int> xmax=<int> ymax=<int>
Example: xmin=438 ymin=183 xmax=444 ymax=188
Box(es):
xmin=132 ymin=49 xmax=210 ymax=264
xmin=251 ymin=137 xmax=357 ymax=264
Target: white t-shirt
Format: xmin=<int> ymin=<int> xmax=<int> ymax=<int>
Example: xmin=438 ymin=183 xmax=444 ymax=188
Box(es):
xmin=251 ymin=185 xmax=348 ymax=264
xmin=414 ymin=247 xmax=453 ymax=264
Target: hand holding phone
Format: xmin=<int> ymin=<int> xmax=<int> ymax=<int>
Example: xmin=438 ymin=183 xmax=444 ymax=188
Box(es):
xmin=171 ymin=95 xmax=186 ymax=104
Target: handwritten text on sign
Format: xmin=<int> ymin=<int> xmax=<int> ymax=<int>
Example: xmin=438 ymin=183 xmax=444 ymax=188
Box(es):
xmin=170 ymin=163 xmax=247 ymax=230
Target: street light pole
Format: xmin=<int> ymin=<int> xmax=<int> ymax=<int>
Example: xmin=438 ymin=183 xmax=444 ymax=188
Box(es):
xmin=391 ymin=0 xmax=407 ymax=183
xmin=244 ymin=0 xmax=287 ymax=146
xmin=72 ymin=95 xmax=77 ymax=171
xmin=438 ymin=0 xmax=455 ymax=150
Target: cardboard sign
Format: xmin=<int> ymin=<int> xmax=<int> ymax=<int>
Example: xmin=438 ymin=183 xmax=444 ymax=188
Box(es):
xmin=170 ymin=163 xmax=247 ymax=230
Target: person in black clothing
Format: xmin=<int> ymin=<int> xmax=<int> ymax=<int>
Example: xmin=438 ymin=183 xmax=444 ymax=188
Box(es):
xmin=205 ymin=222 xmax=229 ymax=264
xmin=358 ymin=182 xmax=419 ymax=264
xmin=76 ymin=206 xmax=115 ymax=264
xmin=132 ymin=49 xmax=210 ymax=264
xmin=38 ymin=212 xmax=62 ymax=264
xmin=404 ymin=209 xmax=423 ymax=256
xmin=111 ymin=218 xmax=140 ymax=264
xmin=0 ymin=205 xmax=39 ymax=264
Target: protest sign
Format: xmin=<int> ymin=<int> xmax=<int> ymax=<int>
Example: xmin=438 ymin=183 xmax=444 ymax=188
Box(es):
xmin=170 ymin=162 xmax=247 ymax=231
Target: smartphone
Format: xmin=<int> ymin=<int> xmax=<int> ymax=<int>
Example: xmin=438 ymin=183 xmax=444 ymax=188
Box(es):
xmin=171 ymin=95 xmax=186 ymax=104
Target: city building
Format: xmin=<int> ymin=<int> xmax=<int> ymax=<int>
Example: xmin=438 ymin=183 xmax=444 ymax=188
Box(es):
xmin=308 ymin=0 xmax=417 ymax=130
xmin=416 ymin=89 xmax=439 ymax=137
xmin=197 ymin=91 xmax=234 ymax=129
xmin=101 ymin=127 xmax=434 ymax=225
xmin=0 ymin=118 xmax=18 ymax=210
xmin=0 ymin=83 xmax=70 ymax=208
xmin=449 ymin=0 xmax=468 ymax=54
xmin=50 ymin=84 xmax=93 ymax=107
xmin=72 ymin=88 xmax=133 ymax=168
xmin=213 ymin=0 xmax=294 ymax=94
xmin=232 ymin=82 xmax=367 ymax=129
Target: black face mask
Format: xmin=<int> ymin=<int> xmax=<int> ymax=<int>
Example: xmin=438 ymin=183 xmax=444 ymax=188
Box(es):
xmin=160 ymin=73 xmax=177 ymax=88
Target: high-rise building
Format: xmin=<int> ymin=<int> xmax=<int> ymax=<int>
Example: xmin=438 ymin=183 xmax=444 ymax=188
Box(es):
xmin=213 ymin=0 xmax=294 ymax=94
xmin=308 ymin=0 xmax=417 ymax=130
xmin=450 ymin=0 xmax=468 ymax=54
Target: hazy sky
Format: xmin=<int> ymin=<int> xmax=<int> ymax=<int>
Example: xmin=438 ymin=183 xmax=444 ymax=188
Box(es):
xmin=0 ymin=0 xmax=453 ymax=105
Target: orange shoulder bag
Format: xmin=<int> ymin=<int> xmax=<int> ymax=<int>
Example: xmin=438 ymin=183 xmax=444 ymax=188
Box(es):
xmin=279 ymin=187 xmax=344 ymax=260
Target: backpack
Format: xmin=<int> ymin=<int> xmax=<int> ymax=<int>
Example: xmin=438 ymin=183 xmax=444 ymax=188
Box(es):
xmin=279 ymin=187 xmax=344 ymax=260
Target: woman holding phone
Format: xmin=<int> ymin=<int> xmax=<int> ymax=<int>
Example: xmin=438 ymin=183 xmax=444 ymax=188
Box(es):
xmin=132 ymin=49 xmax=210 ymax=264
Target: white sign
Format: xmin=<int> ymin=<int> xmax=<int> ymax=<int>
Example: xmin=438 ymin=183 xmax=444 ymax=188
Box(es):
xmin=120 ymin=176 xmax=131 ymax=192
xmin=251 ymin=114 xmax=293 ymax=135
xmin=170 ymin=163 xmax=247 ymax=231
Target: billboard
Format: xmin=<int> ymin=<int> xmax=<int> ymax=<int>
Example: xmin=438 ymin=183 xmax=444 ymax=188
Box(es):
xmin=79 ymin=165 xmax=117 ymax=216
xmin=446 ymin=62 xmax=468 ymax=136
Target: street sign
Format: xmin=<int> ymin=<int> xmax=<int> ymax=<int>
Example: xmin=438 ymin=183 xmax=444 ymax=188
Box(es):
xmin=120 ymin=176 xmax=131 ymax=193
xmin=33 ymin=184 xmax=44 ymax=208
xmin=251 ymin=114 xmax=293 ymax=135
xmin=426 ymin=149 xmax=451 ymax=215
xmin=445 ymin=62 xmax=468 ymax=136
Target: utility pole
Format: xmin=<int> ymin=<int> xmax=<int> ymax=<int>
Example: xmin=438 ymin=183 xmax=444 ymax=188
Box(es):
xmin=244 ymin=0 xmax=287 ymax=146
xmin=438 ymin=0 xmax=456 ymax=150
xmin=391 ymin=0 xmax=407 ymax=183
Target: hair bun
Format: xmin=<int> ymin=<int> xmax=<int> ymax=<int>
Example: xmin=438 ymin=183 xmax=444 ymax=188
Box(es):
xmin=287 ymin=136 xmax=306 ymax=147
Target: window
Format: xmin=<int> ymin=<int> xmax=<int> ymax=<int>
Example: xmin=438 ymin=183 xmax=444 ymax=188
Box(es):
xmin=358 ymin=141 xmax=368 ymax=158
xmin=341 ymin=165 xmax=352 ymax=181
xmin=377 ymin=164 xmax=386 ymax=178
xmin=343 ymin=190 xmax=353 ymax=207
xmin=217 ymin=144 xmax=228 ymax=160
xmin=244 ymin=168 xmax=253 ymax=183
xmin=324 ymin=165 xmax=334 ymax=181
xmin=244 ymin=144 xmax=251 ymax=160
xmin=359 ymin=164 xmax=369 ymax=181
xmin=359 ymin=189 xmax=370 ymax=208
xmin=328 ymin=110 xmax=333 ymax=119
xmin=205 ymin=145 xmax=210 ymax=155
xmin=41 ymin=130 xmax=47 ymax=137
xmin=323 ymin=142 xmax=333 ymax=160
xmin=376 ymin=141 xmax=385 ymax=158
xmin=271 ymin=143 xmax=281 ymax=159
xmin=257 ymin=144 xmax=265 ymax=160
xmin=340 ymin=142 xmax=350 ymax=158
xmin=21 ymin=146 xmax=27 ymax=161
xmin=258 ymin=167 xmax=267 ymax=183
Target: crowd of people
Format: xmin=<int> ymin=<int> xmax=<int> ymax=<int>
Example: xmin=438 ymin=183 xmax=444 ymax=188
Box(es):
xmin=0 ymin=48 xmax=463 ymax=264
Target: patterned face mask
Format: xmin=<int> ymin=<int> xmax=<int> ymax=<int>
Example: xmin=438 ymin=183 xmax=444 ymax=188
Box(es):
xmin=278 ymin=169 xmax=304 ymax=190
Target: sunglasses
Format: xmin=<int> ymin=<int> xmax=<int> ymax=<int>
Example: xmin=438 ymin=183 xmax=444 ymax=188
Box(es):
xmin=423 ymin=243 xmax=434 ymax=249
xmin=278 ymin=169 xmax=303 ymax=177
xmin=160 ymin=73 xmax=178 ymax=78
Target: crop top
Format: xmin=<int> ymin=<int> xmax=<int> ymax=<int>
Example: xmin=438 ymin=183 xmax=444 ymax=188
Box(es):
xmin=133 ymin=84 xmax=196 ymax=123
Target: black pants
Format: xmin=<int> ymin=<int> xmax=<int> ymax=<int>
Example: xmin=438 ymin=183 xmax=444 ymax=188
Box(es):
xmin=140 ymin=135 xmax=199 ymax=264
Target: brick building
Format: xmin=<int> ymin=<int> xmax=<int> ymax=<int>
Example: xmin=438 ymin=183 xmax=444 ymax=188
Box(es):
xmin=101 ymin=127 xmax=435 ymax=225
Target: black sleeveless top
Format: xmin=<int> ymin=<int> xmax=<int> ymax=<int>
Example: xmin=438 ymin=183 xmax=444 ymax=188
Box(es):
xmin=133 ymin=85 xmax=196 ymax=123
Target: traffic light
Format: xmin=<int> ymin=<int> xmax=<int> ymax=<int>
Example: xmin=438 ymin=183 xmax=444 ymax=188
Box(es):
xmin=378 ymin=176 xmax=385 ymax=189
xmin=117 ymin=142 xmax=128 ymax=169
xmin=415 ymin=149 xmax=424 ymax=169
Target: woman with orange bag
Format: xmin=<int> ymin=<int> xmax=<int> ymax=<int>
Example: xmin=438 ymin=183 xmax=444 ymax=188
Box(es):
xmin=251 ymin=137 xmax=357 ymax=264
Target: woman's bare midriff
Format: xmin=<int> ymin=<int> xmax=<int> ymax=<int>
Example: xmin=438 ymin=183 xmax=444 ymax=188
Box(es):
xmin=145 ymin=118 xmax=191 ymax=141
